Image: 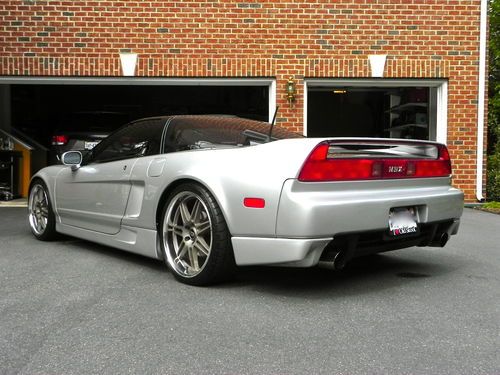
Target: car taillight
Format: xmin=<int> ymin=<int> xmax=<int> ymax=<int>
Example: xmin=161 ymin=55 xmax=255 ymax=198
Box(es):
xmin=298 ymin=142 xmax=452 ymax=182
xmin=52 ymin=135 xmax=69 ymax=146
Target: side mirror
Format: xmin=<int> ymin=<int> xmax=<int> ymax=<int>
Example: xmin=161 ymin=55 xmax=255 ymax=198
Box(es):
xmin=61 ymin=151 xmax=83 ymax=171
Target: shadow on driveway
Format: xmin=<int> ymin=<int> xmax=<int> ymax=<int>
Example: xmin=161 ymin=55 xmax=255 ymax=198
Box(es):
xmin=67 ymin=235 xmax=458 ymax=298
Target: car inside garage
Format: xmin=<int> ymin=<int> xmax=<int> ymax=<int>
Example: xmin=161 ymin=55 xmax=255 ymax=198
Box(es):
xmin=0 ymin=79 xmax=271 ymax=198
xmin=11 ymin=83 xmax=269 ymax=149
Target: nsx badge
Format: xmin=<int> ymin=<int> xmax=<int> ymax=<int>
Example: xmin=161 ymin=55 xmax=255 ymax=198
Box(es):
xmin=388 ymin=165 xmax=404 ymax=173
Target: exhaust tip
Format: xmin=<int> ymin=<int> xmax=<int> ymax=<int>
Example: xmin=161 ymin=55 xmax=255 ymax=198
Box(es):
xmin=439 ymin=233 xmax=449 ymax=247
xmin=427 ymin=232 xmax=451 ymax=248
xmin=318 ymin=250 xmax=346 ymax=270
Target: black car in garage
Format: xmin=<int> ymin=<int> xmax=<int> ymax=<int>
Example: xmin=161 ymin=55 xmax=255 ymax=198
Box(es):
xmin=50 ymin=111 xmax=129 ymax=164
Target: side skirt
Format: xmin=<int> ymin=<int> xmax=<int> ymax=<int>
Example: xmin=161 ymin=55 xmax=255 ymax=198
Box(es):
xmin=56 ymin=222 xmax=161 ymax=260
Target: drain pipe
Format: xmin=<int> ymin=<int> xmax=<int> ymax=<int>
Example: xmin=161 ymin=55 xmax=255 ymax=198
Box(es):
xmin=476 ymin=0 xmax=488 ymax=202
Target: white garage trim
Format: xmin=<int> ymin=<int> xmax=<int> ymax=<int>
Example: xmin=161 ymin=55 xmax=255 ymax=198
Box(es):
xmin=303 ymin=80 xmax=309 ymax=136
xmin=303 ymin=78 xmax=448 ymax=144
xmin=476 ymin=0 xmax=488 ymax=202
xmin=268 ymin=80 xmax=277 ymax=123
xmin=0 ymin=76 xmax=277 ymax=123
xmin=436 ymin=80 xmax=448 ymax=144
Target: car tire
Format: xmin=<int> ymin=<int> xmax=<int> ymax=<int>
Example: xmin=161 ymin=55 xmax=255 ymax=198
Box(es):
xmin=28 ymin=179 xmax=57 ymax=241
xmin=160 ymin=182 xmax=236 ymax=286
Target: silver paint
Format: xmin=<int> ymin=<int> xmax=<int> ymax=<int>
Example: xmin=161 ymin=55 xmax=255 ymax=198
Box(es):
xmin=30 ymin=136 xmax=464 ymax=267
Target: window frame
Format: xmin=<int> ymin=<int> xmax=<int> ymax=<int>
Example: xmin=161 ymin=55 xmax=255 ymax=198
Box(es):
xmin=85 ymin=118 xmax=168 ymax=165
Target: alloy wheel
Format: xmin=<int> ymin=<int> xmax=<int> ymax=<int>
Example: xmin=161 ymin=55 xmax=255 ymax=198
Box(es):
xmin=163 ymin=191 xmax=213 ymax=278
xmin=28 ymin=184 xmax=49 ymax=235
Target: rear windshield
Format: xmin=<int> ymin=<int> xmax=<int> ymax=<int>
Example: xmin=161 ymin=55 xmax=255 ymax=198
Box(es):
xmin=164 ymin=115 xmax=302 ymax=152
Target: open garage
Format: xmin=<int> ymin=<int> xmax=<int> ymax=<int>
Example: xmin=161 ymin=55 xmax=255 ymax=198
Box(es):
xmin=305 ymin=79 xmax=447 ymax=143
xmin=0 ymin=78 xmax=273 ymax=198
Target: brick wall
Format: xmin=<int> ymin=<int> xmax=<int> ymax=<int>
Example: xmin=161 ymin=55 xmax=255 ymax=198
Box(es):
xmin=0 ymin=0 xmax=486 ymax=201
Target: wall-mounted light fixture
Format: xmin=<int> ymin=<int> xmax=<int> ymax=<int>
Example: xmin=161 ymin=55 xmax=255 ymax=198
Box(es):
xmin=286 ymin=77 xmax=296 ymax=103
xmin=119 ymin=52 xmax=138 ymax=76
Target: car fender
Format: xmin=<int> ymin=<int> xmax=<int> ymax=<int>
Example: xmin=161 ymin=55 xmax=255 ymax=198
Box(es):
xmin=149 ymin=139 xmax=320 ymax=237
xmin=29 ymin=165 xmax=66 ymax=215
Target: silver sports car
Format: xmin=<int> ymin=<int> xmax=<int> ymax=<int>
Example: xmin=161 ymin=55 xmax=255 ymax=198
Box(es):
xmin=28 ymin=115 xmax=464 ymax=285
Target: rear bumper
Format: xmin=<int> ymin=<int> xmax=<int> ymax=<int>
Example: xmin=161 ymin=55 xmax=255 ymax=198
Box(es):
xmin=231 ymin=237 xmax=333 ymax=266
xmin=232 ymin=218 xmax=460 ymax=267
xmin=276 ymin=178 xmax=464 ymax=237
xmin=232 ymin=177 xmax=463 ymax=267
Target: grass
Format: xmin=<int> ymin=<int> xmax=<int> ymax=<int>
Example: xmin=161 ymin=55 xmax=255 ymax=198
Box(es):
xmin=483 ymin=201 xmax=500 ymax=209
xmin=478 ymin=201 xmax=500 ymax=214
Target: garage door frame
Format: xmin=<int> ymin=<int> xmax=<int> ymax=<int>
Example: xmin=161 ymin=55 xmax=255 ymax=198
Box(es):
xmin=0 ymin=77 xmax=277 ymax=123
xmin=304 ymin=78 xmax=448 ymax=144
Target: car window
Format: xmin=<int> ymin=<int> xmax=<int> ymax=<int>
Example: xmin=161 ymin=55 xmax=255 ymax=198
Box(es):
xmin=89 ymin=119 xmax=166 ymax=163
xmin=164 ymin=116 xmax=302 ymax=153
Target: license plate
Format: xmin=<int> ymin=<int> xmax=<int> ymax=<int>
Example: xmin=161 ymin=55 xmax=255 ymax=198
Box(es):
xmin=389 ymin=207 xmax=418 ymax=236
xmin=84 ymin=141 xmax=100 ymax=150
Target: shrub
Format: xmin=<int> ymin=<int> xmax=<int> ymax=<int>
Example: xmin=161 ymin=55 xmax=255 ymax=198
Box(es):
xmin=487 ymin=150 xmax=500 ymax=201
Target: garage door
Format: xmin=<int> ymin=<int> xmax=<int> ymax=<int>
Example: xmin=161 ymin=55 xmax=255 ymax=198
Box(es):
xmin=0 ymin=77 xmax=274 ymax=197
xmin=305 ymin=79 xmax=448 ymax=143
xmin=10 ymin=82 xmax=269 ymax=151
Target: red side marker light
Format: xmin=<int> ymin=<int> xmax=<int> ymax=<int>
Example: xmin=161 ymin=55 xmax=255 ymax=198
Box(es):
xmin=243 ymin=197 xmax=265 ymax=208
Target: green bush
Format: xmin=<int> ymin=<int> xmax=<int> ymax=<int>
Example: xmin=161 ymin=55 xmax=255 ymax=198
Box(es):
xmin=487 ymin=151 xmax=500 ymax=201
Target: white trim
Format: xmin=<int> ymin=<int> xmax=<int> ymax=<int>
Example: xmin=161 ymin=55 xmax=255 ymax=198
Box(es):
xmin=119 ymin=53 xmax=138 ymax=77
xmin=436 ymin=81 xmax=448 ymax=144
xmin=368 ymin=55 xmax=387 ymax=78
xmin=304 ymin=78 xmax=448 ymax=141
xmin=268 ymin=80 xmax=277 ymax=123
xmin=476 ymin=0 xmax=487 ymax=201
xmin=303 ymin=80 xmax=308 ymax=136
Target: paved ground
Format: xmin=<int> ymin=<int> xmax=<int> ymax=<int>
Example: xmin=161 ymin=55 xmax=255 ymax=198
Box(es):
xmin=0 ymin=208 xmax=499 ymax=375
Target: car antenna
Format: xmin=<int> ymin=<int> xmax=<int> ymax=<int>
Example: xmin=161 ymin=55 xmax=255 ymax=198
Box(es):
xmin=268 ymin=105 xmax=279 ymax=142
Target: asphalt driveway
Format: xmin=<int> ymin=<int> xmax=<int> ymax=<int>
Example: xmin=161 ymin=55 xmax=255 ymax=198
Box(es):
xmin=0 ymin=208 xmax=499 ymax=375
